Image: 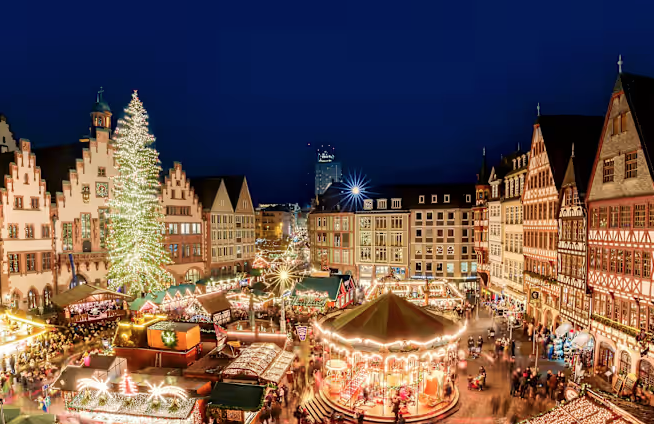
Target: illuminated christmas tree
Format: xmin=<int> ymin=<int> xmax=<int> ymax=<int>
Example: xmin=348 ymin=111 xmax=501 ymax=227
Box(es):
xmin=120 ymin=370 xmax=138 ymax=396
xmin=107 ymin=91 xmax=173 ymax=296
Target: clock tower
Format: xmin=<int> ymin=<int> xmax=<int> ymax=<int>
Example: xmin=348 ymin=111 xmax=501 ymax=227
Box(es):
xmin=81 ymin=87 xmax=112 ymax=142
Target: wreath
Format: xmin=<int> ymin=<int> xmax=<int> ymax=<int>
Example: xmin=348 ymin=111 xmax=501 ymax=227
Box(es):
xmin=162 ymin=330 xmax=178 ymax=348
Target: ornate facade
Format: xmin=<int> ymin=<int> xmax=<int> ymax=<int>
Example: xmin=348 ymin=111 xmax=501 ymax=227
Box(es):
xmin=473 ymin=150 xmax=490 ymax=291
xmin=0 ymin=115 xmax=18 ymax=153
xmin=587 ymin=72 xmax=654 ymax=375
xmin=160 ymin=163 xmax=204 ymax=284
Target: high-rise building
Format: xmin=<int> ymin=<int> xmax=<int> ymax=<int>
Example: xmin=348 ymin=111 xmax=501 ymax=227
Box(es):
xmin=315 ymin=150 xmax=342 ymax=196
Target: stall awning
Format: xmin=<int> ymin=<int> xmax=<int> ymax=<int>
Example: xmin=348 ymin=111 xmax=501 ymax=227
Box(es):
xmin=196 ymin=292 xmax=231 ymax=315
xmin=209 ymin=383 xmax=266 ymax=411
xmin=504 ymin=286 xmax=526 ymax=302
xmin=52 ymin=284 xmax=132 ymax=307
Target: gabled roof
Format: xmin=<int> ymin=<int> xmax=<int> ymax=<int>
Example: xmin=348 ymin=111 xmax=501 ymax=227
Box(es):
xmin=561 ymin=144 xmax=595 ymax=199
xmin=617 ymin=72 xmax=654 ymax=179
xmin=52 ymin=284 xmax=132 ymax=307
xmin=32 ymin=143 xmax=87 ymax=195
xmin=536 ymin=115 xmax=604 ymax=190
xmin=190 ymin=175 xmax=246 ymax=212
xmin=293 ymin=275 xmax=353 ymax=300
xmin=196 ymin=291 xmax=231 ymax=314
xmin=325 ymin=292 xmax=450 ymax=344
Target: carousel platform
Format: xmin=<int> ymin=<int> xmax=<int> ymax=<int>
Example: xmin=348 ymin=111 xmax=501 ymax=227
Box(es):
xmin=316 ymin=386 xmax=460 ymax=423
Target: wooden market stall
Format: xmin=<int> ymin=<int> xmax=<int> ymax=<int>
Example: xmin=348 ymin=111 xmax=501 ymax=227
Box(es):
xmin=188 ymin=292 xmax=232 ymax=325
xmin=52 ymin=284 xmax=132 ymax=323
xmin=290 ymin=274 xmax=357 ymax=313
xmin=207 ymin=383 xmax=266 ymax=424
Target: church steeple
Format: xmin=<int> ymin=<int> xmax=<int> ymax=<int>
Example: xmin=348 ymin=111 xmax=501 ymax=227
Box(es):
xmin=84 ymin=87 xmax=112 ymax=141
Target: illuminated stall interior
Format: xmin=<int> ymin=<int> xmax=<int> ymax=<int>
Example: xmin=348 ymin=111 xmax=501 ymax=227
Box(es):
xmin=52 ymin=284 xmax=132 ymax=323
xmin=314 ymin=293 xmax=464 ymax=421
xmin=184 ymin=291 xmax=232 ymax=324
xmin=0 ymin=313 xmax=51 ymax=356
xmin=366 ymin=279 xmax=465 ymax=309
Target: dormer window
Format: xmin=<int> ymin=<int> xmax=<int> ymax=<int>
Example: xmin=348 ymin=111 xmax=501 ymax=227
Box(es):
xmin=444 ymin=195 xmax=450 ymax=203
xmin=419 ymin=195 xmax=425 ymax=204
xmin=431 ymin=195 xmax=437 ymax=203
xmin=391 ymin=198 xmax=402 ymax=209
xmin=466 ymin=194 xmax=472 ymax=203
xmin=364 ymin=199 xmax=373 ymax=210
xmin=377 ymin=199 xmax=387 ymax=209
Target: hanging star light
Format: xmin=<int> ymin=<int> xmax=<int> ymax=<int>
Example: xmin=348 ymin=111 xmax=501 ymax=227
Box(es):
xmin=341 ymin=170 xmax=371 ymax=211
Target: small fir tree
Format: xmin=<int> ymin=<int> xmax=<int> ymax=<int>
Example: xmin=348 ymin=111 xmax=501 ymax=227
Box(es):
xmin=107 ymin=91 xmax=173 ymax=296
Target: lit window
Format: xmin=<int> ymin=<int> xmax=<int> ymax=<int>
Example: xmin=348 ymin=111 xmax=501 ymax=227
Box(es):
xmin=625 ymin=152 xmax=638 ymax=179
xmin=364 ymin=199 xmax=373 ymax=210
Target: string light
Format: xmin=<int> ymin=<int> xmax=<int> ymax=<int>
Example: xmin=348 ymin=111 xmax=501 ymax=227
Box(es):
xmin=107 ymin=91 xmax=174 ymax=296
xmin=77 ymin=377 xmax=112 ymax=398
xmin=146 ymin=382 xmax=189 ymax=402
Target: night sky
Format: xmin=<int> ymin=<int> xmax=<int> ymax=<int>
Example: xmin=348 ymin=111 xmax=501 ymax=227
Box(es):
xmin=2 ymin=1 xmax=654 ymax=204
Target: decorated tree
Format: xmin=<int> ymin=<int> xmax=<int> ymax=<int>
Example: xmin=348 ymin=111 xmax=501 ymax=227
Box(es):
xmin=120 ymin=370 xmax=138 ymax=396
xmin=107 ymin=91 xmax=173 ymax=296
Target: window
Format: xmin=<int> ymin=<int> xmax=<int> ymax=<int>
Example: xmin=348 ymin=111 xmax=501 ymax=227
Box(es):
xmin=391 ymin=198 xmax=401 ymax=209
xmin=98 ymin=167 xmax=107 ymax=177
xmin=41 ymin=224 xmax=50 ymax=239
xmin=621 ymin=206 xmax=631 ymax=228
xmin=613 ymin=113 xmax=627 ymax=135
xmin=364 ymin=199 xmax=373 ymax=210
xmin=466 ymin=194 xmax=472 ymax=203
xmin=8 ymin=224 xmax=18 ymax=239
xmin=27 ymin=290 xmax=38 ymax=309
xmin=63 ymin=223 xmax=73 ymax=251
xmin=30 ymin=197 xmax=39 ymax=209
xmin=619 ymin=351 xmax=632 ymax=374
xmin=26 ymin=253 xmax=36 ymax=271
xmin=25 ymin=224 xmax=34 ymax=239
xmin=416 ymin=212 xmax=422 ymax=221
xmin=169 ymin=244 xmax=179 ymax=258
xmin=415 ymin=262 xmax=422 ymax=272
xmin=14 ymin=197 xmax=23 ymax=209
xmin=644 ymin=252 xmax=651 ymax=278
xmin=182 ymin=244 xmax=191 ymax=258
xmin=419 ymin=195 xmax=425 ymax=204
xmin=610 ymin=206 xmax=619 ymax=228
xmin=444 ymin=195 xmax=450 ymax=203
xmin=99 ymin=208 xmax=108 ymax=248
xmin=193 ymin=243 xmax=202 ymax=256
xmin=447 ymin=246 xmax=454 ymax=255
xmin=625 ymin=152 xmax=638 ymax=179
xmin=8 ymin=254 xmax=19 ymax=273
xmin=640 ymin=360 xmax=654 ymax=387
xmin=635 ymin=204 xmax=646 ymax=228
xmin=180 ymin=223 xmax=190 ymax=235
xmin=168 ymin=223 xmax=178 ymax=234
xmin=416 ymin=229 xmax=422 ymax=238
xmin=42 ymin=252 xmax=52 ymax=271
xmin=377 ymin=199 xmax=387 ymax=209
xmin=603 ymin=159 xmax=614 ymax=183
xmin=431 ymin=195 xmax=437 ymax=203
xmin=81 ymin=213 xmax=91 ymax=239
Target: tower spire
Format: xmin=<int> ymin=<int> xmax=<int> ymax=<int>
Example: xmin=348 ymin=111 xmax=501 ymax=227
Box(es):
xmin=537 ymin=103 xmax=541 ymax=117
xmin=618 ymin=55 xmax=623 ymax=74
xmin=571 ymin=142 xmax=575 ymax=158
xmin=97 ymin=86 xmax=104 ymax=102
xmin=483 ymin=147 xmax=486 ymax=156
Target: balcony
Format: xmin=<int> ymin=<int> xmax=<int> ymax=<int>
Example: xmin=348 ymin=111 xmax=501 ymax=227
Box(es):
xmin=591 ymin=314 xmax=640 ymax=338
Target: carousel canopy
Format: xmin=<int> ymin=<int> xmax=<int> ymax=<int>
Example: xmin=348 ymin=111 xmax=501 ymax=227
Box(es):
xmin=52 ymin=284 xmax=132 ymax=307
xmin=196 ymin=292 xmax=231 ymax=315
xmin=326 ymin=292 xmax=451 ymax=344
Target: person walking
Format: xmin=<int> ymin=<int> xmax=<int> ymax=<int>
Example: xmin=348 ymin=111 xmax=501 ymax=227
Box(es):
xmin=491 ymin=395 xmax=500 ymax=416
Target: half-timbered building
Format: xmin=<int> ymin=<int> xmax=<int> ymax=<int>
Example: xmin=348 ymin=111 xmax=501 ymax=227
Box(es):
xmin=523 ymin=115 xmax=603 ymax=330
xmin=557 ymin=144 xmax=594 ymax=330
xmin=587 ymin=71 xmax=654 ymax=379
xmin=160 ymin=163 xmax=205 ymax=284
xmin=473 ymin=149 xmax=490 ymax=293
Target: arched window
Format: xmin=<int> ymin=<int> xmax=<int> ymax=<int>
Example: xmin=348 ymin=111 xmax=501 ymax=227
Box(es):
xmin=599 ymin=342 xmax=615 ymax=367
xmin=639 ymin=360 xmax=654 ymax=386
xmin=27 ymin=289 xmax=38 ymax=309
xmin=184 ymin=268 xmax=201 ymax=284
xmin=619 ymin=351 xmax=632 ymax=374
xmin=43 ymin=286 xmax=52 ymax=307
xmin=11 ymin=292 xmax=20 ymax=309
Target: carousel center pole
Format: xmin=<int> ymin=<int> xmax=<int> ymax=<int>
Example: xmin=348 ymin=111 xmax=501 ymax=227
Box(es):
xmin=280 ymin=296 xmax=286 ymax=334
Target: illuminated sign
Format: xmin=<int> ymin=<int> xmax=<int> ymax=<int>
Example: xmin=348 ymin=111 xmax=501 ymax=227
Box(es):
xmin=296 ymin=325 xmax=308 ymax=342
xmin=318 ymin=151 xmax=335 ymax=163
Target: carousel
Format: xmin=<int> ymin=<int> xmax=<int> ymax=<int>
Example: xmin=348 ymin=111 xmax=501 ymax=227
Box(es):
xmin=313 ymin=292 xmax=464 ymax=422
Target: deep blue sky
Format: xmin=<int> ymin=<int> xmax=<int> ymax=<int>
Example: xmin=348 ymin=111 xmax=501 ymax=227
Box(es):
xmin=1 ymin=1 xmax=653 ymax=204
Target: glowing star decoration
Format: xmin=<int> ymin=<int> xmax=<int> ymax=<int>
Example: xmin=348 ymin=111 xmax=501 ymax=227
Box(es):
xmin=119 ymin=370 xmax=138 ymax=396
xmin=77 ymin=376 xmax=112 ymax=397
xmin=106 ymin=91 xmax=174 ymax=296
xmin=146 ymin=381 xmax=189 ymax=403
xmin=265 ymin=262 xmax=300 ymax=334
xmin=340 ymin=171 xmax=371 ymax=211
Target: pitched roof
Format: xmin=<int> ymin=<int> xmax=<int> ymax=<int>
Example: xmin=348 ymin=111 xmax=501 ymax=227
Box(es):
xmin=52 ymin=284 xmax=132 ymax=307
xmin=209 ymin=383 xmax=266 ymax=411
xmin=196 ymin=291 xmax=231 ymax=314
xmin=325 ymin=292 xmax=451 ymax=344
xmin=536 ymin=115 xmax=604 ymax=190
xmin=190 ymin=175 xmax=245 ymax=211
xmin=0 ymin=151 xmax=16 ymax=181
xmin=293 ymin=275 xmax=352 ymax=300
xmin=32 ymin=143 xmax=87 ymax=195
xmin=617 ymin=72 xmax=654 ymax=179
xmin=476 ymin=150 xmax=489 ymax=184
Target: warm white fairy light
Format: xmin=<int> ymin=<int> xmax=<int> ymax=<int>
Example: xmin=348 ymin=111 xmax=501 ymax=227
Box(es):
xmin=107 ymin=91 xmax=174 ymax=296
xmin=77 ymin=376 xmax=112 ymax=397
xmin=146 ymin=381 xmax=189 ymax=402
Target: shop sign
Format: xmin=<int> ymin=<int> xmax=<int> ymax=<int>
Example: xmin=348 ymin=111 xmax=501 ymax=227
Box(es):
xmin=529 ymin=289 xmax=541 ymax=306
xmin=296 ymin=325 xmax=308 ymax=342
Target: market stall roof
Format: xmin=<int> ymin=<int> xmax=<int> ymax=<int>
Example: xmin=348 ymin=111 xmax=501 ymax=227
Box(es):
xmin=52 ymin=284 xmax=132 ymax=307
xmin=196 ymin=292 xmax=231 ymax=315
xmin=325 ymin=292 xmax=452 ymax=344
xmin=293 ymin=274 xmax=353 ymax=300
xmin=209 ymin=382 xmax=266 ymax=411
xmin=520 ymin=389 xmax=647 ymax=424
xmin=51 ymin=366 xmax=97 ymax=392
xmin=222 ymin=343 xmax=281 ymax=377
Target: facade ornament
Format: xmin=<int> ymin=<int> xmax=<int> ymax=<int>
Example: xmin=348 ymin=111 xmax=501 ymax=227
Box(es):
xmin=82 ymin=185 xmax=90 ymax=203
